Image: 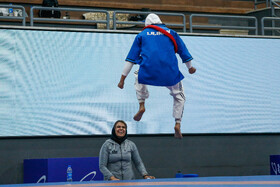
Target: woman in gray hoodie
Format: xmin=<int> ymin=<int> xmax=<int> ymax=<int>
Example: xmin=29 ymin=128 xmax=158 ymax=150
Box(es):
xmin=99 ymin=120 xmax=155 ymax=180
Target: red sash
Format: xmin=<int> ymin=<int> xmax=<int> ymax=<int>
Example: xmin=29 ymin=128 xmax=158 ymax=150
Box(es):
xmin=143 ymin=25 xmax=178 ymax=53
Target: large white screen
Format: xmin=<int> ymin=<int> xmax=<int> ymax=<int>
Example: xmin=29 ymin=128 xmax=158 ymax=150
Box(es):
xmin=0 ymin=29 xmax=279 ymax=136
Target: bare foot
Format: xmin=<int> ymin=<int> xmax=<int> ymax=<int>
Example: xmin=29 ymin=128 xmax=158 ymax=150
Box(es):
xmin=174 ymin=123 xmax=183 ymax=139
xmin=133 ymin=102 xmax=145 ymax=121
xmin=133 ymin=108 xmax=145 ymax=121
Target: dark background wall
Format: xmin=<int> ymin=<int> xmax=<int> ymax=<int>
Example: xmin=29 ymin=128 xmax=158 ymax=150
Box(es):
xmin=0 ymin=133 xmax=279 ymax=185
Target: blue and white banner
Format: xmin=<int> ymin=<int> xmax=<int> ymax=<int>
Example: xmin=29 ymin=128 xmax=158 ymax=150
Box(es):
xmin=24 ymin=157 xmax=103 ymax=183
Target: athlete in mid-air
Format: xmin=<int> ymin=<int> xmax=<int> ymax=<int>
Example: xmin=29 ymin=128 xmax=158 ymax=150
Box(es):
xmin=118 ymin=13 xmax=196 ymax=139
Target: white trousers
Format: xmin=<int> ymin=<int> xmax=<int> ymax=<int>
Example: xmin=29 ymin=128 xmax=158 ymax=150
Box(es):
xmin=134 ymin=71 xmax=185 ymax=123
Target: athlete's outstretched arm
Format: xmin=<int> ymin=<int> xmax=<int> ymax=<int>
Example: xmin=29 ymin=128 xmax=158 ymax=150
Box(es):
xmin=118 ymin=61 xmax=134 ymax=89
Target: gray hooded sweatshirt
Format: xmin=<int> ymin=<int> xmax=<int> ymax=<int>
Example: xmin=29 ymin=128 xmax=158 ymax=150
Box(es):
xmin=99 ymin=139 xmax=148 ymax=180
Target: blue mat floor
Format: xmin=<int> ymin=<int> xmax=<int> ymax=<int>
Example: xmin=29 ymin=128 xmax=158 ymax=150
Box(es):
xmin=1 ymin=175 xmax=280 ymax=187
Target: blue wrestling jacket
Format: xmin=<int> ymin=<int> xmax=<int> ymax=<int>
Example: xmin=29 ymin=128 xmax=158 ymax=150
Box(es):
xmin=125 ymin=24 xmax=193 ymax=86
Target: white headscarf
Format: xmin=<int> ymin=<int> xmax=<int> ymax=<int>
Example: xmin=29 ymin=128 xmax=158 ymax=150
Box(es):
xmin=145 ymin=13 xmax=162 ymax=26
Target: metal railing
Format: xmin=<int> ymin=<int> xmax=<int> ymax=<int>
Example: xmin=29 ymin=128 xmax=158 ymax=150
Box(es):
xmin=0 ymin=4 xmax=26 ymax=26
xmin=261 ymin=16 xmax=280 ymax=34
xmin=1 ymin=6 xmax=264 ymax=36
xmin=270 ymin=0 xmax=280 ymax=17
xmin=189 ymin=14 xmax=258 ymax=35
xmin=30 ymin=6 xmax=110 ymax=29
xmin=254 ymin=0 xmax=269 ymax=9
xmin=113 ymin=11 xmax=186 ymax=32
xmin=269 ymin=0 xmax=280 ymax=35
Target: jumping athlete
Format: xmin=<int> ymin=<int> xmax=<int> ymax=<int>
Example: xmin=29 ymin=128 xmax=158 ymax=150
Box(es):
xmin=118 ymin=13 xmax=196 ymax=139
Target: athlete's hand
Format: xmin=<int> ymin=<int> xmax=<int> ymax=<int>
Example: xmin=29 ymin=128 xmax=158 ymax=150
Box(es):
xmin=118 ymin=75 xmax=126 ymax=89
xmin=118 ymin=80 xmax=124 ymax=89
xmin=189 ymin=67 xmax=196 ymax=74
